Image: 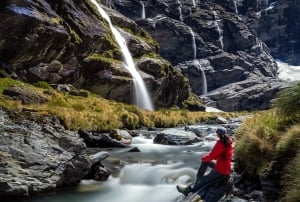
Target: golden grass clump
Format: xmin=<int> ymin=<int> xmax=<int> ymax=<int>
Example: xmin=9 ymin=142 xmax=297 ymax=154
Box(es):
xmin=276 ymin=125 xmax=300 ymax=157
xmin=282 ymin=150 xmax=300 ymax=202
xmin=234 ymin=110 xmax=281 ymax=175
xmin=0 ymin=78 xmax=241 ymax=132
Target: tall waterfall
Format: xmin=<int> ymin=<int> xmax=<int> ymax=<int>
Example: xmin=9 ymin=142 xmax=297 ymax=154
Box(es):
xmin=179 ymin=6 xmax=183 ymax=21
xmin=192 ymin=0 xmax=196 ymax=8
xmin=199 ymin=64 xmax=207 ymax=95
xmin=90 ymin=0 xmax=154 ymax=111
xmin=190 ymin=27 xmax=197 ymax=60
xmin=233 ymin=0 xmax=238 ymax=14
xmin=189 ymin=27 xmax=207 ymax=95
xmin=213 ymin=11 xmax=224 ymax=51
xmin=140 ymin=1 xmax=146 ymax=19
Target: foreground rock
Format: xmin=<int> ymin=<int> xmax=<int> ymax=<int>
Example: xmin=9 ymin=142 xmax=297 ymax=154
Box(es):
xmin=0 ymin=107 xmax=91 ymax=197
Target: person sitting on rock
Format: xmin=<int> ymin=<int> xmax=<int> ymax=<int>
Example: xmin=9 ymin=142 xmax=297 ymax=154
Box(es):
xmin=176 ymin=127 xmax=233 ymax=197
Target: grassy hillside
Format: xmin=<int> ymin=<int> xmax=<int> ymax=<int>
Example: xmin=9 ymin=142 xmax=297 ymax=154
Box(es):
xmin=0 ymin=78 xmax=237 ymax=132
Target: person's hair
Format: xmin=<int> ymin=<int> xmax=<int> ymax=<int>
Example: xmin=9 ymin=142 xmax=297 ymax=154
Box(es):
xmin=219 ymin=134 xmax=231 ymax=147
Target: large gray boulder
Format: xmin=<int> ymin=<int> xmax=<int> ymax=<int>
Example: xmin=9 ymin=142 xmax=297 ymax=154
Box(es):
xmin=0 ymin=107 xmax=91 ymax=196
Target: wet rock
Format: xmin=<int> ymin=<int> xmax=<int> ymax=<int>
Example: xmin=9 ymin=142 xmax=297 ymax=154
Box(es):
xmin=0 ymin=107 xmax=90 ymax=196
xmin=85 ymin=151 xmax=111 ymax=181
xmin=78 ymin=129 xmax=132 ymax=148
xmin=154 ymin=128 xmax=201 ymax=145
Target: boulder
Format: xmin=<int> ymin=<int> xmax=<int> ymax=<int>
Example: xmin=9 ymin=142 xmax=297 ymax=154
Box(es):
xmin=153 ymin=128 xmax=201 ymax=145
xmin=2 ymin=86 xmax=49 ymax=104
xmin=0 ymin=107 xmax=90 ymax=196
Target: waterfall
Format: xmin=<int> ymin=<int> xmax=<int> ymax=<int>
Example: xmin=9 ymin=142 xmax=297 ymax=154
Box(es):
xmin=179 ymin=6 xmax=183 ymax=21
xmin=140 ymin=1 xmax=146 ymax=19
xmin=189 ymin=28 xmax=207 ymax=95
xmin=233 ymin=0 xmax=238 ymax=14
xmin=192 ymin=0 xmax=196 ymax=8
xmin=200 ymin=64 xmax=207 ymax=95
xmin=90 ymin=0 xmax=154 ymax=111
xmin=189 ymin=27 xmax=197 ymax=60
xmin=213 ymin=11 xmax=224 ymax=51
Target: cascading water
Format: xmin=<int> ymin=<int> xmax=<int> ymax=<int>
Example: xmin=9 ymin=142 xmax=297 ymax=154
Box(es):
xmin=90 ymin=0 xmax=154 ymax=111
xmin=233 ymin=0 xmax=238 ymax=14
xmin=192 ymin=0 xmax=196 ymax=8
xmin=178 ymin=6 xmax=183 ymax=21
xmin=189 ymin=27 xmax=207 ymax=95
xmin=140 ymin=1 xmax=146 ymax=19
xmin=213 ymin=11 xmax=224 ymax=51
xmin=190 ymin=27 xmax=197 ymax=60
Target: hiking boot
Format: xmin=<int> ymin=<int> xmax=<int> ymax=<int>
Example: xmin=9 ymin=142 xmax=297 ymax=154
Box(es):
xmin=176 ymin=185 xmax=189 ymax=196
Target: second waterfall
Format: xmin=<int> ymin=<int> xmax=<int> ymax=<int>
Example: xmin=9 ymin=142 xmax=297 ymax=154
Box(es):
xmin=90 ymin=0 xmax=154 ymax=111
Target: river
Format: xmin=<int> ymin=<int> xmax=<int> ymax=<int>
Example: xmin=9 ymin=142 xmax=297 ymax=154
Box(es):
xmin=20 ymin=125 xmax=231 ymax=202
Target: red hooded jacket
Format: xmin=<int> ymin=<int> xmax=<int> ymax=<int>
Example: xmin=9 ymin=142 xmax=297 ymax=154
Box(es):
xmin=201 ymin=138 xmax=233 ymax=175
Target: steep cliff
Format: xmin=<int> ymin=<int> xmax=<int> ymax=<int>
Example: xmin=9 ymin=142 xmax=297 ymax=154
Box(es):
xmin=0 ymin=0 xmax=190 ymax=109
xmin=111 ymin=0 xmax=292 ymax=111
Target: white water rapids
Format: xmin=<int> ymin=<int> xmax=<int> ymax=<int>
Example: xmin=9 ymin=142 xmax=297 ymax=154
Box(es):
xmin=27 ymin=126 xmax=221 ymax=202
xmin=277 ymin=60 xmax=300 ymax=82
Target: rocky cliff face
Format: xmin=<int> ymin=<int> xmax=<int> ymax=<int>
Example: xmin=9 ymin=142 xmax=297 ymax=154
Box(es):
xmin=110 ymin=0 xmax=294 ymax=111
xmin=246 ymin=0 xmax=300 ymax=65
xmin=0 ymin=0 xmax=296 ymax=111
xmin=0 ymin=0 xmax=190 ymax=109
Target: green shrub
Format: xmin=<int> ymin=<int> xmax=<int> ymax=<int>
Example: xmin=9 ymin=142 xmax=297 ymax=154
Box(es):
xmin=275 ymin=82 xmax=300 ymax=120
xmin=276 ymin=125 xmax=300 ymax=159
xmin=34 ymin=81 xmax=50 ymax=89
xmin=0 ymin=78 xmax=25 ymax=94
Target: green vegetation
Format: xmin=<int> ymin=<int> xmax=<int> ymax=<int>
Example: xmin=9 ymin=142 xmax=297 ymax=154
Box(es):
xmin=234 ymin=82 xmax=300 ymax=201
xmin=0 ymin=78 xmax=237 ymax=132
xmin=0 ymin=78 xmax=30 ymax=94
xmin=275 ymin=82 xmax=300 ymax=122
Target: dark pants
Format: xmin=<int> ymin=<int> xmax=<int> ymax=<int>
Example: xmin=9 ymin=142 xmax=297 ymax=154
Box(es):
xmin=184 ymin=161 xmax=224 ymax=195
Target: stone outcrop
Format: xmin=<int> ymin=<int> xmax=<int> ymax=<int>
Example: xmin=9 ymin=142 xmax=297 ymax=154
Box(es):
xmin=0 ymin=107 xmax=91 ymax=196
xmin=110 ymin=0 xmax=291 ymax=111
xmin=153 ymin=128 xmax=202 ymax=145
xmin=0 ymin=0 xmax=297 ymax=112
xmin=78 ymin=128 xmax=133 ymax=148
xmin=246 ymin=0 xmax=300 ymax=65
xmin=2 ymin=86 xmax=49 ymax=104
xmin=0 ymin=0 xmax=190 ymax=109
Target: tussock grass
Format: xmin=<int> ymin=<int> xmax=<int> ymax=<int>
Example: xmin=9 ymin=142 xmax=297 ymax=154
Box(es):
xmin=276 ymin=125 xmax=300 ymax=158
xmin=234 ymin=82 xmax=300 ymax=201
xmin=275 ymin=82 xmax=300 ymax=120
xmin=283 ymin=150 xmax=300 ymax=202
xmin=0 ymin=78 xmax=238 ymax=132
xmin=235 ymin=110 xmax=281 ymax=175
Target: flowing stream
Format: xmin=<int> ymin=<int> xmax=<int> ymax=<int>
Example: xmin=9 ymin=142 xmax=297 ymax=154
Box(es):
xmin=25 ymin=125 xmax=224 ymax=202
xmin=91 ymin=0 xmax=154 ymax=111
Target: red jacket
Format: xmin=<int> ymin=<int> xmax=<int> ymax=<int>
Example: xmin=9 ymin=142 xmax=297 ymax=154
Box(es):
xmin=201 ymin=138 xmax=233 ymax=175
